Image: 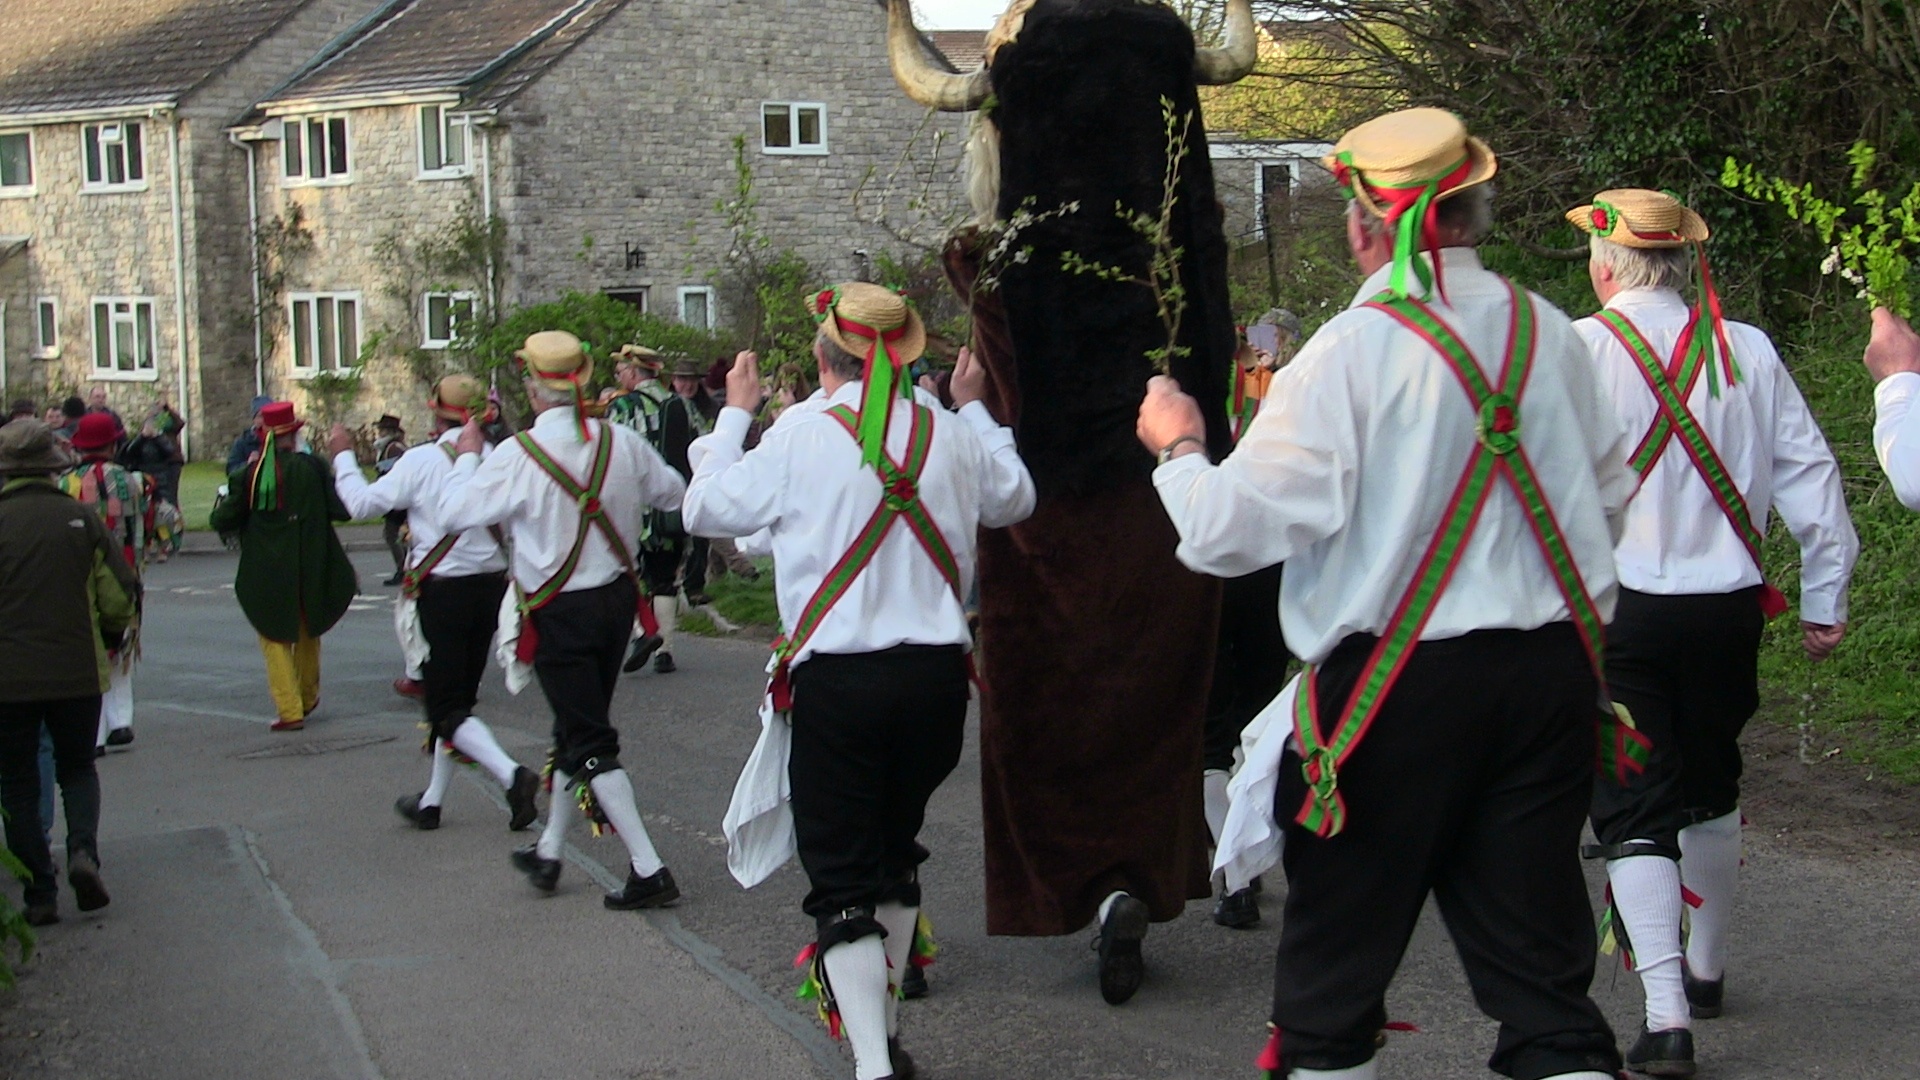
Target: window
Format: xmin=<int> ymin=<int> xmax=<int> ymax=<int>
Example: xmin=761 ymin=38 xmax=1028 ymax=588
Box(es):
xmin=0 ymin=132 xmax=31 ymax=194
xmin=288 ymin=292 xmax=362 ymax=375
xmin=677 ymin=286 xmax=715 ymax=330
xmin=1254 ymin=160 xmax=1302 ymax=238
xmin=421 ymin=290 xmax=475 ymax=349
xmin=90 ymin=297 xmax=157 ymax=378
xmin=32 ymin=297 xmax=58 ymax=358
xmin=282 ymin=115 xmax=351 ymax=184
xmin=761 ymin=102 xmax=827 ymax=155
xmin=82 ymin=122 xmax=145 ymax=190
xmin=605 ymin=287 xmax=649 ymax=314
xmin=416 ymin=106 xmax=471 ymax=178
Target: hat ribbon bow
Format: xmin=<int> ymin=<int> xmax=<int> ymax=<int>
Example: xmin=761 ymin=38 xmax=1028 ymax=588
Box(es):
xmin=832 ymin=312 xmax=913 ymax=470
xmin=1336 ymin=152 xmax=1474 ymax=302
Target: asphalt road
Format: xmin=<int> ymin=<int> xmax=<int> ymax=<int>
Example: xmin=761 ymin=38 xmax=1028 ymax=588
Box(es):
xmin=2 ymin=548 xmax=1916 ymax=1079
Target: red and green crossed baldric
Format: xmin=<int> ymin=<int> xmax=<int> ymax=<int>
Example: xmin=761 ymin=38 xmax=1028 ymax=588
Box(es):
xmin=401 ymin=444 xmax=509 ymax=600
xmin=766 ymin=403 xmax=965 ymax=713
xmin=510 ymin=424 xmax=658 ymax=664
xmin=1289 ymin=279 xmax=1648 ymax=838
xmin=1596 ymin=311 xmax=1789 ymax=619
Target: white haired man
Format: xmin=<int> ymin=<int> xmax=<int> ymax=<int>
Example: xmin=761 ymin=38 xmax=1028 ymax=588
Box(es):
xmin=1141 ymin=108 xmax=1632 ymax=1080
xmin=439 ymin=332 xmax=685 ymax=910
xmin=1568 ymin=188 xmax=1856 ymax=1076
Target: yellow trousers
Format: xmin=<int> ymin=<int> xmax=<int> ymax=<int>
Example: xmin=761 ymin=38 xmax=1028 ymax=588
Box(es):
xmin=258 ymin=629 xmax=322 ymax=722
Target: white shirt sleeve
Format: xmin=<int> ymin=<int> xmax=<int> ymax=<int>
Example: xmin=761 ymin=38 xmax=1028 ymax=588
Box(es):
xmin=1769 ymin=357 xmax=1858 ymax=624
xmin=955 ymin=401 xmax=1036 ymax=529
xmin=1873 ymin=371 xmax=1920 ymax=511
xmin=332 ymin=449 xmax=409 ymax=520
xmin=684 ymin=406 xmax=787 ymax=539
xmin=438 ymin=448 xmax=517 ymax=534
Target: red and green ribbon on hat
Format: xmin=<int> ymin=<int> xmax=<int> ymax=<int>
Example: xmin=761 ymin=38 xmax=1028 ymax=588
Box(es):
xmin=812 ymin=288 xmax=913 ymax=470
xmin=1332 ymin=151 xmax=1475 ymax=302
xmin=1588 ymin=197 xmax=1741 ymax=397
xmin=250 ymin=429 xmax=281 ymax=511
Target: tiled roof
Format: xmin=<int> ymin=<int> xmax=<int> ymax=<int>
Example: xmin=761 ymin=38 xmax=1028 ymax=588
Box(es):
xmin=264 ymin=0 xmax=620 ymax=109
xmin=0 ymin=0 xmax=314 ymax=117
xmin=926 ymin=30 xmax=988 ymax=73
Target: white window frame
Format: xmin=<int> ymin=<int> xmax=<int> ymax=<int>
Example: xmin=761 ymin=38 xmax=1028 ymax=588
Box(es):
xmin=31 ymin=296 xmax=58 ymax=359
xmin=420 ymin=290 xmax=476 ymax=349
xmin=415 ymin=105 xmax=472 ymax=179
xmin=281 ymin=114 xmax=353 ymax=187
xmin=760 ymin=102 xmax=828 ymax=156
xmin=0 ymin=130 xmax=33 ymax=197
xmin=89 ymin=296 xmax=159 ymax=381
xmin=80 ymin=121 xmax=147 ymax=193
xmin=287 ymin=291 xmax=364 ymax=377
xmin=677 ymin=286 xmax=716 ymax=330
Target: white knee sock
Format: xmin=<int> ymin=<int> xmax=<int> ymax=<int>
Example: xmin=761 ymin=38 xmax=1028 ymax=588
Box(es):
xmin=822 ymin=936 xmax=893 ymax=1080
xmin=588 ymin=769 xmax=665 ymax=877
xmin=874 ymin=901 xmax=918 ymax=1036
xmin=1203 ymin=768 xmax=1231 ymax=848
xmin=450 ymin=718 xmax=519 ymax=787
xmin=537 ymin=768 xmax=576 ymax=860
xmin=1607 ymin=852 xmax=1688 ymax=1031
xmin=652 ymin=595 xmax=677 ymax=652
xmin=1537 ymin=1074 xmax=1614 ymax=1080
xmin=421 ymin=739 xmax=456 ymax=807
xmin=104 ymin=669 xmax=133 ymax=732
xmin=1679 ymin=809 xmax=1741 ymax=982
xmin=1290 ymin=1062 xmax=1378 ymax=1079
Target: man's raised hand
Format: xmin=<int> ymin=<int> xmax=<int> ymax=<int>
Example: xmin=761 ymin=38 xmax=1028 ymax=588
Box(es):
xmin=1864 ymin=307 xmax=1920 ymax=383
xmin=951 ymin=348 xmax=988 ymax=408
xmin=325 ymin=423 xmax=355 ymax=458
xmin=454 ymin=418 xmax=487 ymax=457
xmin=1136 ymin=375 xmax=1205 ymax=458
xmin=728 ymin=351 xmax=765 ymax=416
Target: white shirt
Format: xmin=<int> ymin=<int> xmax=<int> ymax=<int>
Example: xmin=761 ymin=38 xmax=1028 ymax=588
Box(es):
xmin=1575 ymin=288 xmax=1857 ymax=624
xmin=683 ymin=383 xmax=1035 ymax=665
xmin=1153 ymin=248 xmax=1636 ymax=666
xmin=333 ymin=429 xmax=508 ymax=579
xmin=438 ymin=408 xmax=685 ymax=595
xmin=1873 ymin=371 xmax=1920 ymax=512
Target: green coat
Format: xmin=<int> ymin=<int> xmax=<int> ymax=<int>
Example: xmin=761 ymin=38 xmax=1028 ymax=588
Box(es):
xmin=209 ymin=450 xmax=358 ymax=642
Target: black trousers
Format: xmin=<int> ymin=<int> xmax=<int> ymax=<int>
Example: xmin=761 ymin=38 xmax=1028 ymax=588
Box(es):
xmin=1591 ymin=588 xmax=1764 ymax=855
xmin=641 ymin=533 xmax=684 ymax=597
xmin=383 ymin=511 xmax=408 ymax=575
xmin=1272 ymin=624 xmax=1620 ymax=1079
xmin=1204 ymin=564 xmax=1291 ymax=772
xmin=683 ymin=537 xmax=710 ymax=597
xmin=418 ymin=572 xmax=510 ymax=741
xmin=530 ymin=577 xmax=636 ymax=777
xmin=789 ymin=644 xmax=968 ymax=948
xmin=0 ymin=697 xmax=102 ymax=905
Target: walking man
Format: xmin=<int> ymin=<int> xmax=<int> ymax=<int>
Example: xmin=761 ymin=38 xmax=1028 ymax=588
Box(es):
xmin=209 ymin=402 xmax=359 ymax=731
xmin=606 ymin=345 xmax=675 ymax=674
xmin=1567 ymin=188 xmax=1856 ymax=1075
xmin=695 ymin=284 xmax=1034 ymax=1080
xmin=1141 ymin=108 xmax=1633 ymax=1080
xmin=439 ymin=332 xmax=685 ymax=909
xmin=63 ymin=413 xmax=147 ymax=751
xmin=329 ymin=376 xmax=541 ymax=833
xmin=0 ymin=419 xmax=138 ymax=924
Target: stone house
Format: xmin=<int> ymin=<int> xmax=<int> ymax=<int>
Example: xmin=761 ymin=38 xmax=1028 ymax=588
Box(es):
xmin=0 ymin=0 xmax=388 ymax=458
xmin=234 ymin=0 xmax=971 ymax=436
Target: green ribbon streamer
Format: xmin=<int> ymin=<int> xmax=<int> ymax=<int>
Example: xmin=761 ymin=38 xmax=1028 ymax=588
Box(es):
xmin=1386 ymin=182 xmax=1440 ymax=301
xmin=853 ymin=336 xmax=907 ymax=470
xmin=251 ymin=434 xmax=279 ymax=511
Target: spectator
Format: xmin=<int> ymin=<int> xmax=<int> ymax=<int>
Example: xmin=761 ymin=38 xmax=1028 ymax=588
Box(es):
xmin=8 ymin=400 xmax=34 ymax=422
xmin=121 ymin=418 xmax=181 ymax=505
xmin=58 ymin=397 xmax=85 ymax=439
xmin=226 ymin=395 xmax=274 ymax=476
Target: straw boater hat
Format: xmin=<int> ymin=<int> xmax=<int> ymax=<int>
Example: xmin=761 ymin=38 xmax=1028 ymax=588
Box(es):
xmin=615 ymin=344 xmax=664 ymax=372
xmin=429 ymin=374 xmax=487 ymax=422
xmin=516 ymin=330 xmax=597 ymax=437
xmin=810 ymin=282 xmax=928 ymax=468
xmin=0 ymin=419 xmax=76 ymax=475
xmin=1567 ymin=187 xmax=1741 ymax=394
xmin=1327 ymin=107 xmax=1498 ymax=300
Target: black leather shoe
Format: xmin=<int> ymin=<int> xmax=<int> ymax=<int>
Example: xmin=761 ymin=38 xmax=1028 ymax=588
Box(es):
xmin=395 ymin=794 xmax=441 ymax=831
xmin=1626 ymin=1026 xmax=1696 ymax=1077
xmin=887 ymin=1036 xmax=917 ymax=1080
xmin=1212 ymin=885 xmax=1259 ymax=929
xmin=510 ymin=845 xmax=562 ymax=892
xmin=105 ymin=728 xmax=133 ymax=747
xmin=382 ymin=573 xmax=404 ymax=587
xmin=1095 ymin=893 xmax=1149 ymax=1005
xmin=622 ymin=634 xmax=664 ymax=674
xmin=653 ymin=651 xmax=677 ymax=674
xmin=685 ymin=591 xmax=713 ymax=607
xmin=1684 ymin=965 xmax=1723 ymax=1019
xmin=68 ymin=853 xmax=109 ymax=913
xmin=506 ymin=766 xmax=539 ymax=831
xmin=604 ymin=866 xmax=679 ymax=910
xmin=23 ymin=902 xmax=57 ymax=927
xmin=900 ymin=963 xmax=929 ymax=1000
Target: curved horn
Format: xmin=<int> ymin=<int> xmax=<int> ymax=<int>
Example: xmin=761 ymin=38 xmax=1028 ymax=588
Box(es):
xmin=886 ymin=0 xmax=991 ymax=112
xmin=1193 ymin=0 xmax=1257 ymax=85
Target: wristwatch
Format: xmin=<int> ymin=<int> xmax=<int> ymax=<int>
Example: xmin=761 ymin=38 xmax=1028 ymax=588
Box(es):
xmin=1156 ymin=435 xmax=1204 ymax=465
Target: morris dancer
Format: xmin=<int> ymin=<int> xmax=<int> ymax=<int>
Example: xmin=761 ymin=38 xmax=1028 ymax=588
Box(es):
xmin=1146 ymin=108 xmax=1633 ymax=1080
xmin=439 ymin=332 xmax=684 ymax=909
xmin=62 ymin=413 xmax=146 ymax=752
xmin=696 ymin=284 xmax=1033 ymax=1080
xmin=1567 ymin=188 xmax=1856 ymax=1076
xmin=328 ymin=376 xmax=541 ymax=834
xmin=606 ymin=345 xmax=674 ymax=674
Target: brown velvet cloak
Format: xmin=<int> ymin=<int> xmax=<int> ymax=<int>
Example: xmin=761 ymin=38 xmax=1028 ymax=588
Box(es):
xmin=947 ymin=239 xmax=1216 ymax=936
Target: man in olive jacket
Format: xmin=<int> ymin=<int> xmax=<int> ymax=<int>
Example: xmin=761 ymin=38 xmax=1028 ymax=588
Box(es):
xmin=209 ymin=402 xmax=357 ymax=730
xmin=0 ymin=418 xmax=139 ymax=925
